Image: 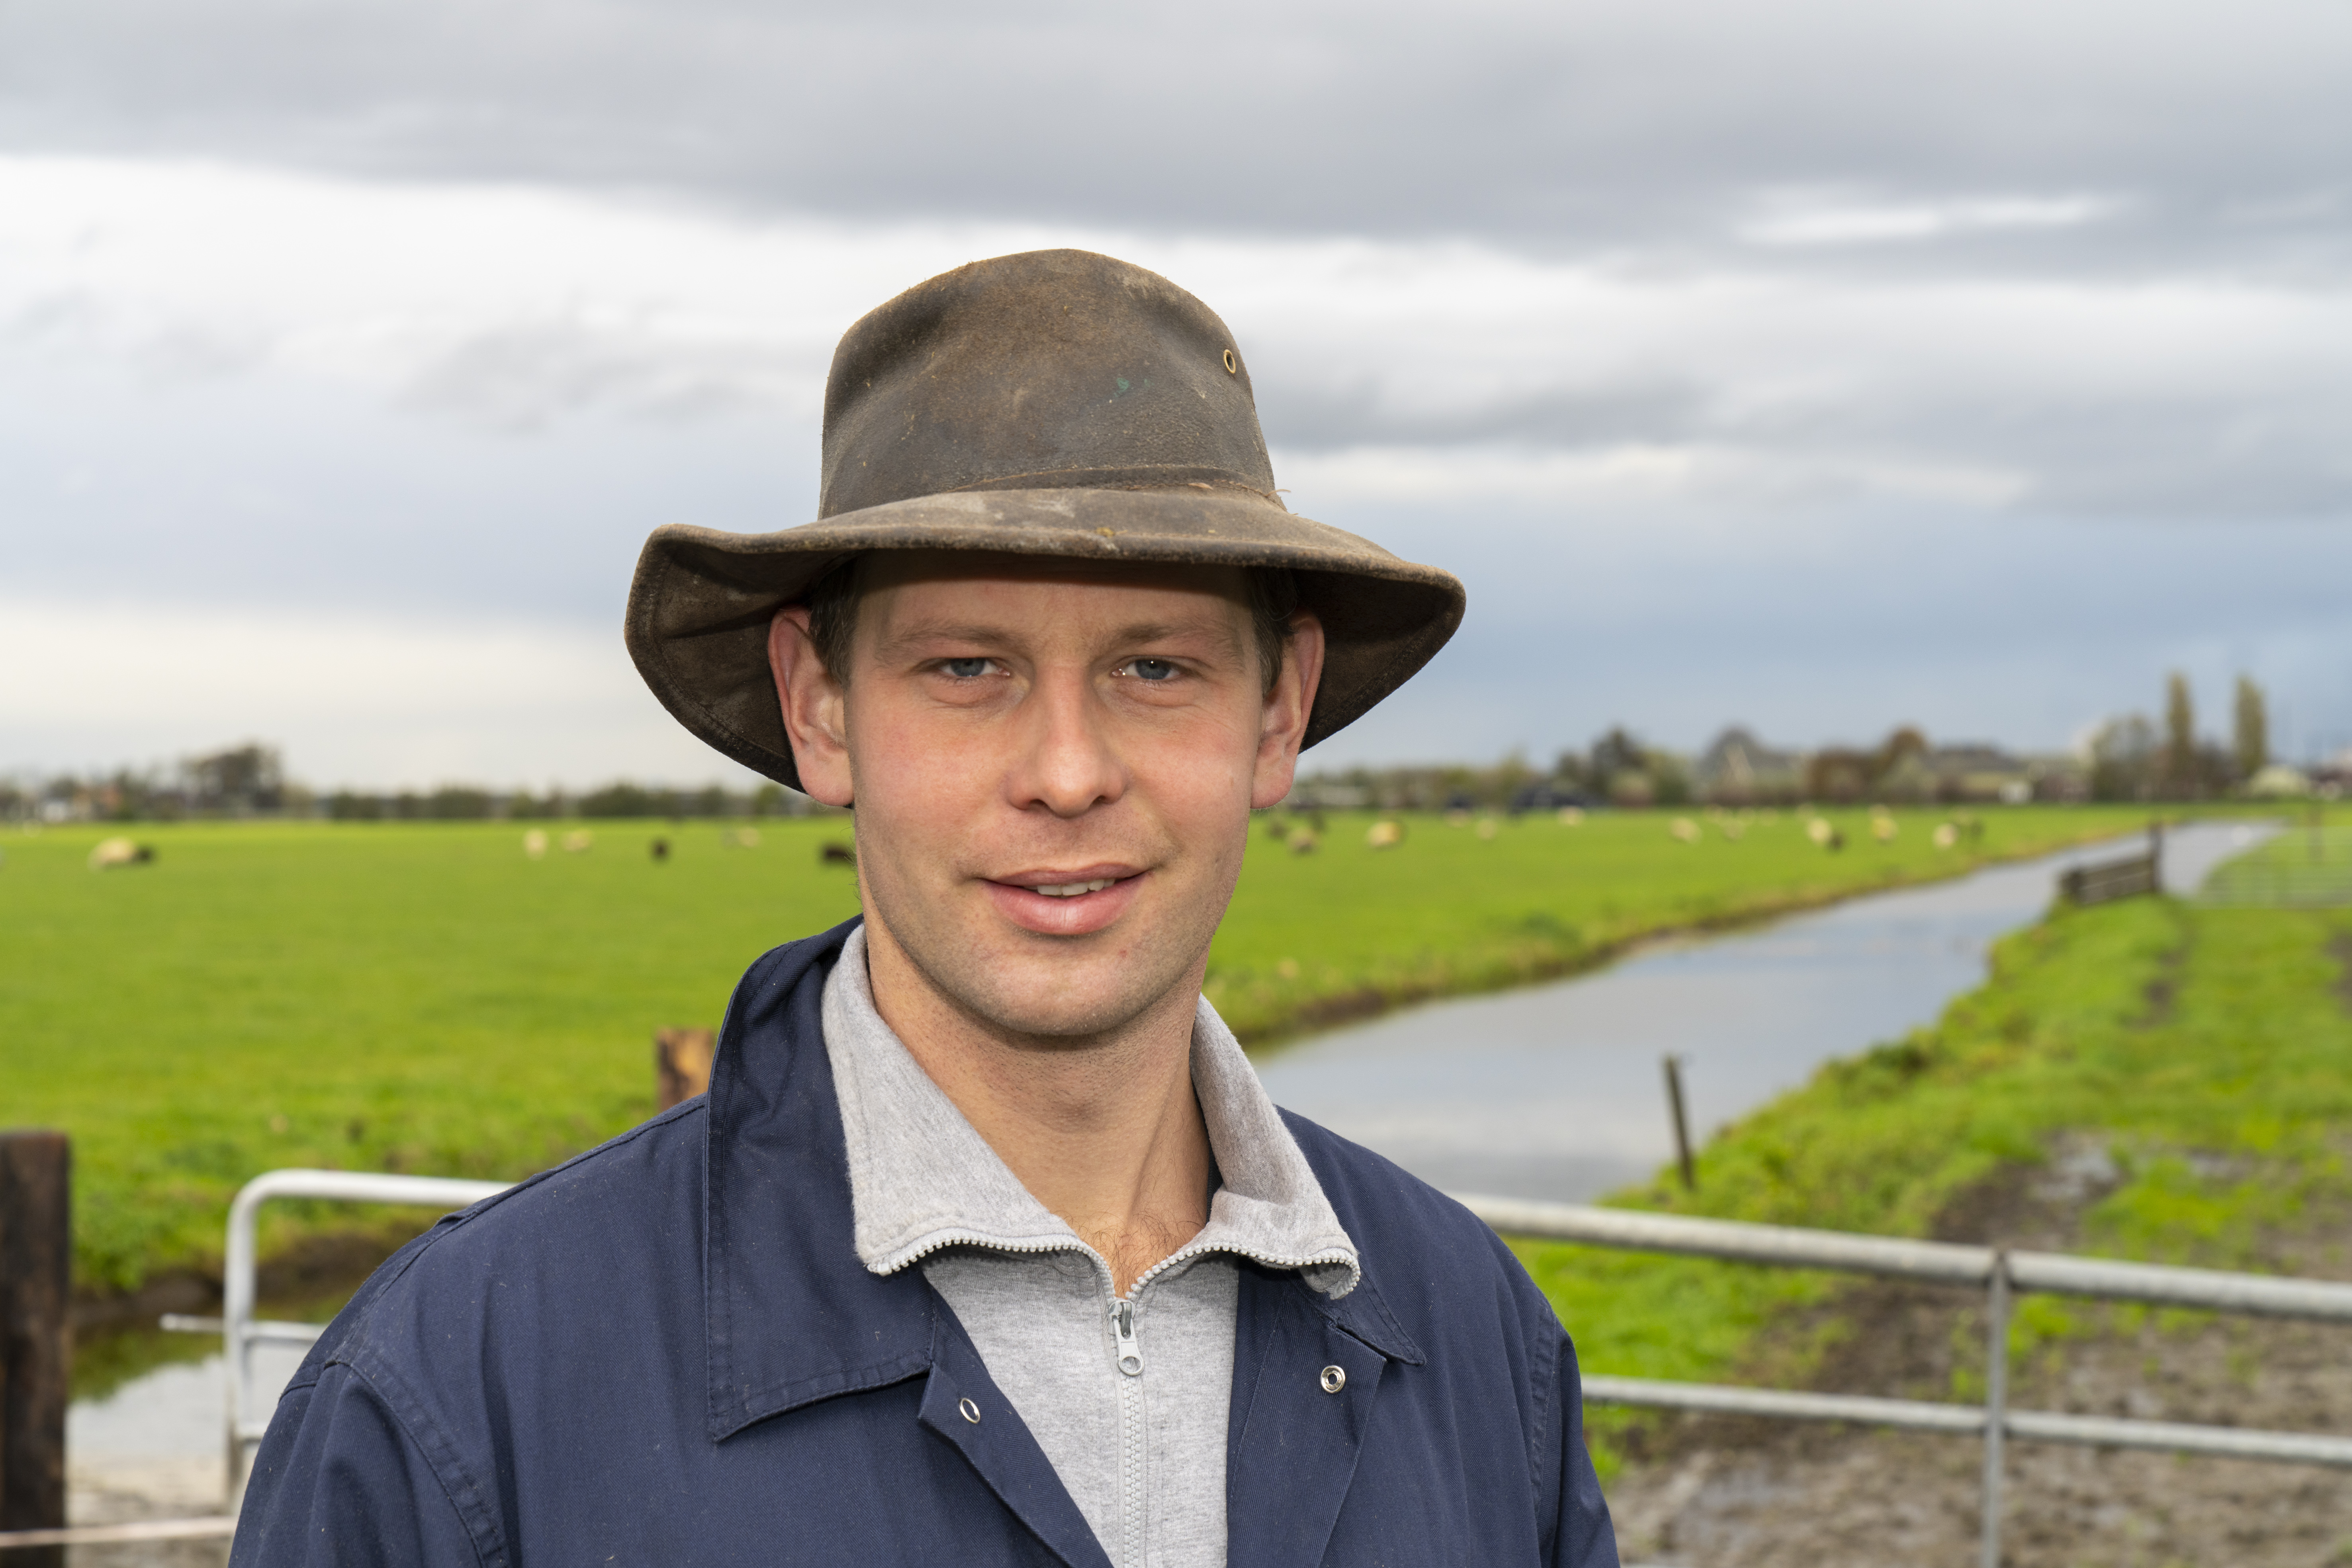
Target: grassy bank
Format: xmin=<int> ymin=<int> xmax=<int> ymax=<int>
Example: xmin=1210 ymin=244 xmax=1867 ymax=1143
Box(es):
xmin=1518 ymin=892 xmax=2352 ymax=1478
xmin=1 ymin=805 xmax=2154 ymax=1292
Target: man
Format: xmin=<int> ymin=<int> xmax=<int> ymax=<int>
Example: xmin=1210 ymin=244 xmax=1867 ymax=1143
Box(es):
xmin=232 ymin=250 xmax=1618 ymax=1566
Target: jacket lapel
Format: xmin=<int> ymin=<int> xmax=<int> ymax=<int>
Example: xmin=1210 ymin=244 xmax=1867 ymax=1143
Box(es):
xmin=1225 ymin=1263 xmax=1424 ymax=1565
xmin=920 ymin=1314 xmax=1115 ymax=1568
xmin=704 ymin=920 xmax=937 ymax=1438
xmin=701 ymin=920 xmax=1107 ymax=1567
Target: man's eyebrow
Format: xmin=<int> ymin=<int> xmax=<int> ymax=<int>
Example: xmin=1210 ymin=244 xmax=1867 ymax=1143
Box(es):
xmin=870 ymin=622 xmax=1019 ymax=657
xmin=874 ymin=617 xmax=1247 ymax=660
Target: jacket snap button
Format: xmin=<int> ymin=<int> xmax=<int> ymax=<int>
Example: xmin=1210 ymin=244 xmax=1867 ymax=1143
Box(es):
xmin=1319 ymin=1365 xmax=1346 ymax=1394
xmin=958 ymin=1397 xmax=981 ymax=1424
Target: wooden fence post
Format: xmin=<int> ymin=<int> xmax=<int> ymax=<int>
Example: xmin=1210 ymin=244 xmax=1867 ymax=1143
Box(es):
xmin=655 ymin=1030 xmax=717 ymax=1111
xmin=0 ymin=1130 xmax=71 ymax=1565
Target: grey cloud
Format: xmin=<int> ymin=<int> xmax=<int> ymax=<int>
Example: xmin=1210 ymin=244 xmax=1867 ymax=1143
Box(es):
xmin=6 ymin=0 xmax=2352 ymax=274
xmin=1258 ymin=380 xmax=1713 ymax=452
xmin=393 ymin=320 xmax=810 ymax=429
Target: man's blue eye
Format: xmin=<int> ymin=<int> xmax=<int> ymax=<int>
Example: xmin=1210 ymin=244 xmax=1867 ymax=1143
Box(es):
xmin=944 ymin=658 xmax=990 ymax=678
xmin=1131 ymin=659 xmax=1177 ymax=681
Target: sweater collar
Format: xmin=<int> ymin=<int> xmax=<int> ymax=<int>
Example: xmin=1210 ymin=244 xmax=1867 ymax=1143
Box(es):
xmin=821 ymin=923 xmax=1360 ymax=1297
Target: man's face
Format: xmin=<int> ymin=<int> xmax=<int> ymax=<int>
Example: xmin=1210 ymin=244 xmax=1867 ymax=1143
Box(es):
xmin=769 ymin=551 xmax=1322 ymax=1043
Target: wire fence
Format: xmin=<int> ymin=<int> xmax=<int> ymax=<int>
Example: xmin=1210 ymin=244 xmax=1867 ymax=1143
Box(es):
xmin=2199 ymin=819 xmax=2352 ymax=907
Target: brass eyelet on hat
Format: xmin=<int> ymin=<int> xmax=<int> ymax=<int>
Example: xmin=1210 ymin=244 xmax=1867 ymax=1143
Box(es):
xmin=1222 ymin=348 xmax=1238 ymax=375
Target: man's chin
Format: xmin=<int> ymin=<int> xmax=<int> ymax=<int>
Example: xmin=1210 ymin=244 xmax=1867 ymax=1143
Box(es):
xmin=933 ymin=961 xmax=1187 ymax=1045
xmin=964 ymin=994 xmax=1166 ymax=1045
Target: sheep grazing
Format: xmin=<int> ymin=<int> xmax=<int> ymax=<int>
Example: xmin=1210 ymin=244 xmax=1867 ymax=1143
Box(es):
xmin=1806 ymin=818 xmax=1845 ymax=852
xmin=1289 ymin=830 xmax=1320 ymax=855
xmin=522 ymin=830 xmax=549 ymax=859
xmin=1871 ymin=812 xmax=1898 ymax=843
xmin=820 ymin=841 xmax=856 ymax=865
xmin=1365 ymin=819 xmax=1406 ymax=850
xmin=725 ymin=827 xmax=762 ymax=849
xmin=1556 ymin=807 xmax=1585 ymax=826
xmin=87 ymin=836 xmax=154 ymax=870
xmin=1669 ymin=818 xmax=1700 ymax=844
xmin=1475 ymin=818 xmax=1499 ymax=840
xmin=650 ymin=838 xmax=671 ymax=862
xmin=1932 ymin=822 xmax=1960 ymax=850
xmin=562 ymin=830 xmax=593 ymax=853
xmin=1263 ymin=816 xmax=1293 ymax=842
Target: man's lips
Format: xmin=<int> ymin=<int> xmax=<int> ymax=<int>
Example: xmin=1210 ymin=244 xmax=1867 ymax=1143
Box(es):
xmin=982 ymin=866 xmax=1145 ymax=936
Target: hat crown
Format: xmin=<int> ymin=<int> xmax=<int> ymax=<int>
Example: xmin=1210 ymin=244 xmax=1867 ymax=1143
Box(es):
xmin=818 ymin=250 xmax=1278 ymax=519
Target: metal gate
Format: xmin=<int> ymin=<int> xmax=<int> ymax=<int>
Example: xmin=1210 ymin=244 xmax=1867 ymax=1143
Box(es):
xmin=1464 ymin=1194 xmax=2352 ymax=1568
xmin=11 ymin=1171 xmax=2352 ymax=1555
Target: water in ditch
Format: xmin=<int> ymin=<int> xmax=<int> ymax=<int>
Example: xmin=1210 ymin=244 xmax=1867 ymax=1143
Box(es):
xmin=1251 ymin=820 xmax=2266 ymax=1203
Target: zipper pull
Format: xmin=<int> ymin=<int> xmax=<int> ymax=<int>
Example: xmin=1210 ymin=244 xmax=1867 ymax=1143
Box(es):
xmin=1109 ymin=1298 xmax=1144 ymax=1377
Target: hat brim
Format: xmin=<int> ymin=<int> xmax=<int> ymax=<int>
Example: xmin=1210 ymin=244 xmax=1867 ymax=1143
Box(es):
xmin=624 ymin=485 xmax=1466 ymax=791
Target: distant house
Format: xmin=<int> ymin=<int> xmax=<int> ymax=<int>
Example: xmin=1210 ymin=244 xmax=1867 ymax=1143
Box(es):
xmin=1920 ymin=743 xmax=2019 ymax=802
xmin=1694 ymin=727 xmax=1804 ymax=804
xmin=1924 ymin=744 xmax=2099 ymax=804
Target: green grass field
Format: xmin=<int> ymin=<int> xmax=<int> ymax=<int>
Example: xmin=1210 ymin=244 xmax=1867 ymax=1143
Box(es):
xmin=1 ymin=804 xmax=2157 ymax=1293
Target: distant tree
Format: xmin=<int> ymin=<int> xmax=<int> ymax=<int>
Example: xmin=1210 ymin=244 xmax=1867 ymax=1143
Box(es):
xmin=1805 ymin=749 xmax=1874 ymax=805
xmin=2162 ymin=673 xmax=2197 ymax=797
xmin=2233 ymin=676 xmax=2270 ymax=781
xmin=1492 ymin=750 xmax=1534 ymax=805
xmin=185 ymin=743 xmax=286 ymax=814
xmin=1588 ymin=728 xmax=1646 ymax=798
xmin=2089 ymin=714 xmax=2159 ymax=801
xmin=579 ymin=783 xmax=666 ymax=818
xmin=1872 ymin=726 xmax=1935 ymax=802
xmin=1876 ymin=726 xmax=1928 ymax=774
xmin=326 ymin=791 xmax=384 ymax=820
xmin=424 ymin=787 xmax=495 ymax=820
xmin=1649 ymin=752 xmax=1692 ymax=807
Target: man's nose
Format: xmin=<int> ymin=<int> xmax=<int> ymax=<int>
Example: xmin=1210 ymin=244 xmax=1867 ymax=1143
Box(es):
xmin=1008 ymin=670 xmax=1126 ymax=818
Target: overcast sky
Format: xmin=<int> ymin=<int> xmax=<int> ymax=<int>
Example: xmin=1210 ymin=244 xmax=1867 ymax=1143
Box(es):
xmin=5 ymin=0 xmax=2349 ymax=788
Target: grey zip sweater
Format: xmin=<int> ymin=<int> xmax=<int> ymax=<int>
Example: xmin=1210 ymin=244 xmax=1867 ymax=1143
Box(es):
xmin=820 ymin=926 xmax=1360 ymax=1568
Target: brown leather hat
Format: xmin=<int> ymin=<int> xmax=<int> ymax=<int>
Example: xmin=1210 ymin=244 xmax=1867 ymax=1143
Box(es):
xmin=624 ymin=249 xmax=1465 ymax=789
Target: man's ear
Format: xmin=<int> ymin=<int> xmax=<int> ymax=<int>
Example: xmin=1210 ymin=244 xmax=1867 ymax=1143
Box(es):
xmin=767 ymin=605 xmax=855 ymax=807
xmin=1250 ymin=610 xmax=1326 ymax=810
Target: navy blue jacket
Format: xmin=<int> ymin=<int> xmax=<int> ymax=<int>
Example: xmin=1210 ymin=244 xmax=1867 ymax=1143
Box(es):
xmin=231 ymin=921 xmax=1617 ymax=1566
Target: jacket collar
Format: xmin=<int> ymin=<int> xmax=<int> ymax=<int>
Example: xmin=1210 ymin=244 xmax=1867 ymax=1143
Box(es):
xmin=701 ymin=918 xmax=1414 ymax=1447
xmin=822 ymin=923 xmax=1360 ymax=1295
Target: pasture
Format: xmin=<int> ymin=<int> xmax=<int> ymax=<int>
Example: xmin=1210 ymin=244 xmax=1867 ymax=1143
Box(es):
xmin=0 ymin=804 xmax=2157 ymax=1292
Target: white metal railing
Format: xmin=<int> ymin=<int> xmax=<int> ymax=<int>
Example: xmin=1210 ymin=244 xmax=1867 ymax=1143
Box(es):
xmin=1463 ymin=1194 xmax=2352 ymax=1568
xmin=0 ymin=1171 xmax=510 ymax=1552
xmin=209 ymin=1171 xmax=509 ymax=1503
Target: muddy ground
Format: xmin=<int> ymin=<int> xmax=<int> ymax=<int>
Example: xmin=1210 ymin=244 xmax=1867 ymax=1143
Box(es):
xmin=1602 ymin=1138 xmax=2352 ymax=1567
